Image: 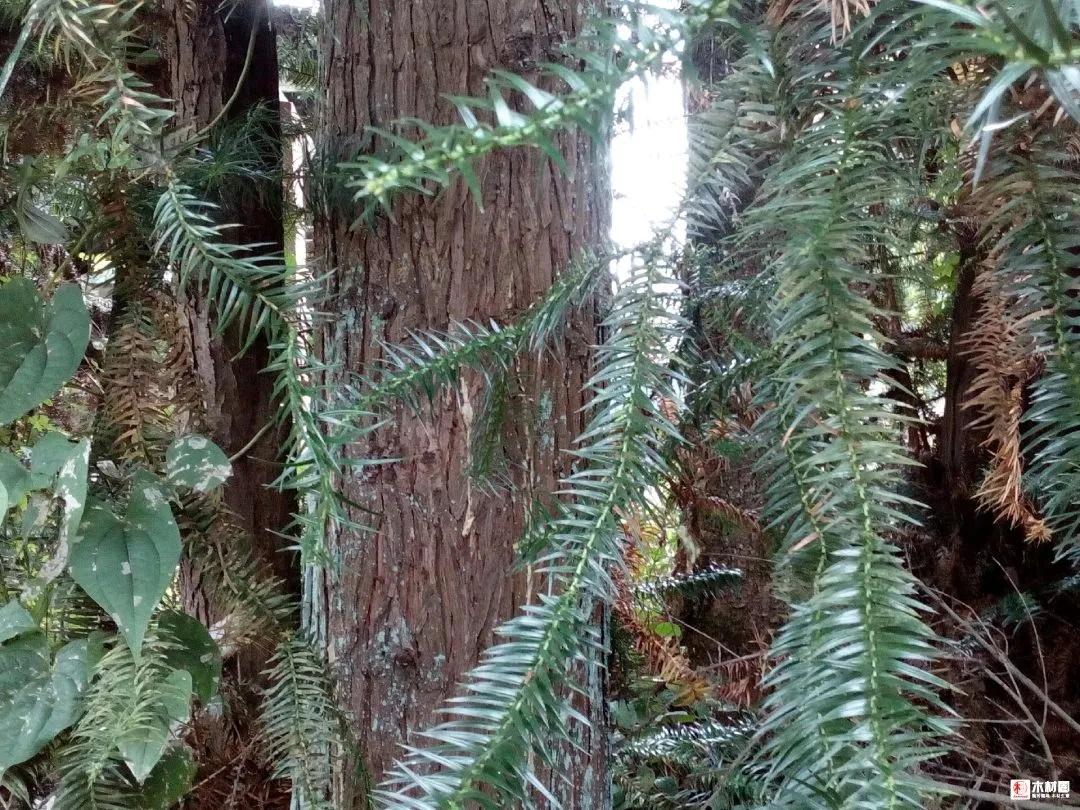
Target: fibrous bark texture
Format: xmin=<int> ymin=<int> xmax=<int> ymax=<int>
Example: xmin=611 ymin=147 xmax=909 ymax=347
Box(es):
xmin=317 ymin=1 xmax=608 ymax=805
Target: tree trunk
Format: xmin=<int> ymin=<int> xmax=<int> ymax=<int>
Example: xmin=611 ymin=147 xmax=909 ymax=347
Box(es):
xmin=315 ymin=1 xmax=608 ymax=804
xmin=162 ymin=0 xmax=295 ymax=598
xmin=157 ymin=3 xmax=297 ymax=805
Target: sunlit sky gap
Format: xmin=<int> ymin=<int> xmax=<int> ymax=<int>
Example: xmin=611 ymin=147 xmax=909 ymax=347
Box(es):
xmin=611 ymin=0 xmax=687 ymax=249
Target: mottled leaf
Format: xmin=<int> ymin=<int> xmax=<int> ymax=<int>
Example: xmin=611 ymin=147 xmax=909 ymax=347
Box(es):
xmin=25 ymin=434 xmax=90 ymax=586
xmin=159 ymin=611 xmax=221 ymax=704
xmin=137 ymin=744 xmax=197 ymax=809
xmin=0 ymin=636 xmax=51 ymax=772
xmin=35 ymin=638 xmax=98 ymax=750
xmin=30 ymin=431 xmax=81 ymax=487
xmin=55 ymin=438 xmax=90 ymax=548
xmin=0 ymin=280 xmax=90 ymax=426
xmin=0 ymin=635 xmax=95 ymax=771
xmin=69 ymin=474 xmax=182 ymax=656
xmin=19 ymin=493 xmax=50 ymax=539
xmin=0 ymin=600 xmax=36 ymax=644
xmin=164 ymin=435 xmax=231 ymax=493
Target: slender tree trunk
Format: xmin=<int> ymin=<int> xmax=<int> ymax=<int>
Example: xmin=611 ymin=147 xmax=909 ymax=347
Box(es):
xmin=157 ymin=3 xmax=297 ymax=805
xmin=162 ymin=0 xmax=295 ymax=597
xmin=316 ymin=1 xmax=609 ymax=804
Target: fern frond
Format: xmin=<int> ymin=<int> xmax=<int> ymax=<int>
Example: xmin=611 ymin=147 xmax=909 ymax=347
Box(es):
xmin=348 ymin=251 xmax=610 ymax=414
xmin=616 ymin=716 xmax=755 ymax=765
xmin=633 ymin=564 xmax=743 ymax=601
xmin=152 ymin=181 xmax=313 ymax=342
xmin=27 ymin=0 xmax=126 ymax=66
xmin=182 ymin=104 xmax=286 ymax=205
xmin=53 ymin=638 xmax=174 ymax=809
xmin=177 ymin=493 xmax=297 ymax=640
xmin=684 ymin=36 xmax=779 ymax=246
xmin=613 ymin=563 xmax=710 ymax=699
xmin=465 ymin=368 xmax=512 ymax=488
xmin=94 ymin=298 xmax=172 ymax=466
xmin=264 ymin=323 xmax=353 ymax=559
xmin=623 ymin=619 xmax=707 ymax=698
xmin=6 ymin=0 xmax=171 ymax=138
xmin=150 ymin=180 xmax=352 ymax=566
xmin=74 ymin=60 xmax=172 ymax=141
xmin=914 ymin=0 xmax=1080 ymax=147
xmin=322 ymin=252 xmax=609 ymax=499
xmin=613 ymin=716 xmax=761 ymax=810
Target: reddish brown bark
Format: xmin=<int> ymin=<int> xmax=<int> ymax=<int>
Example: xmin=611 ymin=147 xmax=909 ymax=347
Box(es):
xmin=316 ymin=1 xmax=608 ymax=804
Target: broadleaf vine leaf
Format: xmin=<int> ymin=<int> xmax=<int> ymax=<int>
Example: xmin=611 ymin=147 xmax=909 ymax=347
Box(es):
xmin=164 ymin=435 xmax=232 ymax=492
xmin=24 ymin=433 xmax=91 ymax=588
xmin=118 ymin=669 xmax=192 ymax=783
xmin=137 ymin=743 xmax=197 ymax=809
xmin=0 ymin=451 xmax=31 ymax=511
xmin=69 ymin=473 xmax=182 ymax=656
xmin=0 ymin=599 xmax=36 ymax=643
xmin=0 ymin=635 xmax=97 ymax=773
xmin=159 ymin=610 xmax=222 ymax=704
xmin=0 ymin=280 xmax=90 ymax=426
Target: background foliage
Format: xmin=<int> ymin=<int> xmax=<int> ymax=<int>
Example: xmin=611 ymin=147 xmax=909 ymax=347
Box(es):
xmin=1 ymin=0 xmax=1080 ymax=808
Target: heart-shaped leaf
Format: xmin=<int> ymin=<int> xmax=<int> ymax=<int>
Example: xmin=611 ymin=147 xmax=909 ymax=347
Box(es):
xmin=0 ymin=635 xmax=52 ymax=771
xmin=137 ymin=744 xmax=197 ymax=809
xmin=164 ymin=435 xmax=231 ymax=493
xmin=0 ymin=280 xmax=90 ymax=426
xmin=35 ymin=637 xmax=98 ymax=748
xmin=159 ymin=611 xmax=221 ymax=704
xmin=0 ymin=635 xmax=96 ymax=771
xmin=53 ymin=437 xmax=90 ymax=549
xmin=119 ymin=713 xmax=172 ymax=785
xmin=23 ymin=433 xmax=90 ymax=587
xmin=159 ymin=668 xmax=192 ymax=722
xmin=19 ymin=493 xmax=50 ymax=539
xmin=31 ymin=431 xmax=82 ymax=487
xmin=70 ymin=474 xmax=182 ymax=656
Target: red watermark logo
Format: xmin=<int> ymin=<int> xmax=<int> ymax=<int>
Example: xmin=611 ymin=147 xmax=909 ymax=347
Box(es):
xmin=1010 ymin=779 xmax=1070 ymax=801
